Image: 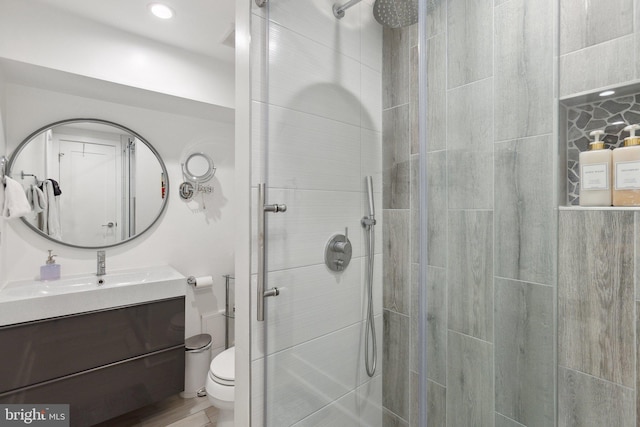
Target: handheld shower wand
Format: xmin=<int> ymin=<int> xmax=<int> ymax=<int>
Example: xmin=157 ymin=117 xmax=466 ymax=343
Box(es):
xmin=363 ymin=176 xmax=376 ymax=228
xmin=366 ymin=176 xmax=375 ymax=220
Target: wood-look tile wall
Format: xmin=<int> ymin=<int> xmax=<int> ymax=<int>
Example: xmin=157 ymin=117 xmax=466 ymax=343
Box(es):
xmin=558 ymin=211 xmax=636 ymax=426
xmin=384 ymin=0 xmax=640 ymax=424
xmin=384 ymin=0 xmax=640 ymax=422
xmin=382 ymin=20 xmax=416 ymax=427
xmin=382 ymin=0 xmax=557 ymax=426
xmin=556 ymin=0 xmax=640 ymax=424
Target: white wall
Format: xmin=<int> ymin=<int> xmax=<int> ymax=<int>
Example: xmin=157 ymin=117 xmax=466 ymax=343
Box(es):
xmin=0 ymin=0 xmax=234 ymax=109
xmin=2 ymin=83 xmax=235 ymax=350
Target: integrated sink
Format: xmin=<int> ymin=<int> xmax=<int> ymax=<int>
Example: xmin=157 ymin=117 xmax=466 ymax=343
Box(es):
xmin=0 ymin=265 xmax=186 ymax=326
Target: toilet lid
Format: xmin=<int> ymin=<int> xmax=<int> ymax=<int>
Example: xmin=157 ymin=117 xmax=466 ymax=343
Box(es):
xmin=210 ymin=346 xmax=235 ymax=385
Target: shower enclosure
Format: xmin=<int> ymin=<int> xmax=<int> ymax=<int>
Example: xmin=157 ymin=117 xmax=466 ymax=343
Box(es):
xmin=238 ymin=0 xmax=562 ymax=425
xmin=247 ymin=0 xmax=388 ymax=425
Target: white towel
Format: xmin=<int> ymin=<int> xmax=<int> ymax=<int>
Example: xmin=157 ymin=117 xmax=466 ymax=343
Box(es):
xmin=38 ymin=181 xmax=61 ymax=239
xmin=27 ymin=185 xmax=46 ymax=213
xmin=2 ymin=176 xmax=31 ymax=219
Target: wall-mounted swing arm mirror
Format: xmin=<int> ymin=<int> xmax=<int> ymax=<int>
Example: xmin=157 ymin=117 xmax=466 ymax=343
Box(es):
xmin=179 ymin=152 xmax=214 ymax=202
xmin=7 ymin=118 xmax=169 ymax=249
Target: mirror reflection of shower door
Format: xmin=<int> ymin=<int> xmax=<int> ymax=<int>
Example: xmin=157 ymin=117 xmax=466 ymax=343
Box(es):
xmin=254 ymin=1 xmax=384 ymax=425
xmin=58 ymin=140 xmax=121 ymax=246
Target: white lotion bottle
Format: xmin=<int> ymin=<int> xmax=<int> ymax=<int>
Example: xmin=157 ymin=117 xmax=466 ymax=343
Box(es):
xmin=580 ymin=129 xmax=612 ymax=206
xmin=613 ymin=124 xmax=640 ymax=206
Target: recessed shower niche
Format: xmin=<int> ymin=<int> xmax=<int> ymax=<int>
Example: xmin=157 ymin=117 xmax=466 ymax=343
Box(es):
xmin=561 ymin=85 xmax=640 ymax=206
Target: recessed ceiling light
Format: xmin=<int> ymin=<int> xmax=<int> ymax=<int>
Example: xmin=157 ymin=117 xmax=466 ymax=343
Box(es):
xmin=599 ymin=90 xmax=615 ymax=97
xmin=149 ymin=3 xmax=174 ymax=19
xmin=612 ymin=121 xmax=625 ymax=125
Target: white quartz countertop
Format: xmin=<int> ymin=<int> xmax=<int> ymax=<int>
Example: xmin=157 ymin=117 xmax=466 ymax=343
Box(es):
xmin=0 ymin=265 xmax=187 ymax=326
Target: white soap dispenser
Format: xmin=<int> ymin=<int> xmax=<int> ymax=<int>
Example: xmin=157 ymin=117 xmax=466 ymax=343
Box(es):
xmin=613 ymin=124 xmax=640 ymax=206
xmin=579 ymin=129 xmax=612 ymax=206
xmin=40 ymin=250 xmax=61 ymax=281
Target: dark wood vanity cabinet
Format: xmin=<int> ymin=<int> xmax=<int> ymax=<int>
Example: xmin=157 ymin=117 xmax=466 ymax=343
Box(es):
xmin=0 ymin=297 xmax=185 ymax=426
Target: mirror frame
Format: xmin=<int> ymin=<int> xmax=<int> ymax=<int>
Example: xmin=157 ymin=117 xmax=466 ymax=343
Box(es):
xmin=7 ymin=118 xmax=170 ymax=249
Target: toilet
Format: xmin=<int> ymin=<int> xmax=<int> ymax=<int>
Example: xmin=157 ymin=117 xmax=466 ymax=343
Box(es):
xmin=206 ymin=346 xmax=235 ymax=427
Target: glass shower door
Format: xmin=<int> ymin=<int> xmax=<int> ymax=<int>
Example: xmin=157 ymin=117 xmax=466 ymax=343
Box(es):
xmin=250 ymin=0 xmax=384 ymax=425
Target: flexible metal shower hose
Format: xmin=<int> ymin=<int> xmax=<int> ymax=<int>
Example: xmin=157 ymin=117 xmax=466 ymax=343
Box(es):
xmin=365 ymin=221 xmax=377 ymax=377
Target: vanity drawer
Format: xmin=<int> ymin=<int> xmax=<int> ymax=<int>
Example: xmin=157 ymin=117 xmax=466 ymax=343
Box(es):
xmin=0 ymin=346 xmax=184 ymax=427
xmin=0 ymin=297 xmax=184 ymax=394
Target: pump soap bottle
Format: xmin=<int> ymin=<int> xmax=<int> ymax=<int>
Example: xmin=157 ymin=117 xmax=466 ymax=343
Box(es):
xmin=580 ymin=129 xmax=612 ymax=206
xmin=40 ymin=250 xmax=61 ymax=281
xmin=613 ymin=124 xmax=640 ymax=206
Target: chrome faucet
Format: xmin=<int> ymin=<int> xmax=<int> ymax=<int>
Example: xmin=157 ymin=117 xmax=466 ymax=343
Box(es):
xmin=97 ymin=250 xmax=106 ymax=276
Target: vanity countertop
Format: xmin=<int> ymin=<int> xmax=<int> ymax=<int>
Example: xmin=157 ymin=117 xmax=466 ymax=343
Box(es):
xmin=0 ymin=265 xmax=186 ymax=326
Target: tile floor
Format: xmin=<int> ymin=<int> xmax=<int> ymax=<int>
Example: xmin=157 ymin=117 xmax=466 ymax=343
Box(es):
xmin=95 ymin=394 xmax=217 ymax=427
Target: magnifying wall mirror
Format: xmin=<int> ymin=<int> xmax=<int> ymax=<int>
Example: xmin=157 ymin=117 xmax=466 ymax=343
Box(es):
xmin=182 ymin=152 xmax=215 ymax=183
xmin=7 ymin=119 xmax=169 ymax=249
xmin=179 ymin=152 xmax=214 ymax=202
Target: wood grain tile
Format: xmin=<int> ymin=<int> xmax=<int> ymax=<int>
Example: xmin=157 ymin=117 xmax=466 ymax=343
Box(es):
xmin=494 ymin=0 xmax=553 ymax=141
xmin=410 ymin=154 xmax=419 ymax=265
xmin=559 ymin=35 xmax=634 ymax=98
xmin=426 ymin=151 xmax=447 ymax=268
xmin=560 ymin=0 xmax=633 ymax=54
xmin=383 ymin=26 xmax=410 ymax=109
xmin=447 ymin=150 xmax=494 ymax=210
xmin=425 ymin=266 xmax=446 ymax=384
xmin=95 ymin=395 xmax=214 ymax=427
xmin=447 ymin=331 xmax=494 ymax=427
xmin=447 ymin=78 xmax=493 ymax=151
xmin=427 ymin=34 xmax=446 ymax=153
xmin=494 ymin=136 xmax=555 ymax=285
xmin=426 ymin=379 xmax=446 ymax=427
xmin=383 ymin=309 xmax=410 ymax=421
xmin=558 ymin=367 xmax=634 ymax=427
xmin=495 ymin=278 xmax=554 ymax=427
xmin=448 ymin=210 xmax=493 ymax=341
xmin=383 ymin=209 xmax=411 ymax=315
xmin=558 ymin=210 xmax=635 ymax=387
xmin=495 ymin=413 xmax=526 ymax=427
xmin=383 ymin=105 xmax=411 ymax=210
xmin=383 ymin=408 xmax=409 ymax=427
xmin=446 ymin=0 xmax=493 ymax=88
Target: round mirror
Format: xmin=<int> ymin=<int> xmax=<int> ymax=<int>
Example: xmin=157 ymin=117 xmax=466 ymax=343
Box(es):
xmin=182 ymin=152 xmax=215 ymax=183
xmin=7 ymin=119 xmax=169 ymax=249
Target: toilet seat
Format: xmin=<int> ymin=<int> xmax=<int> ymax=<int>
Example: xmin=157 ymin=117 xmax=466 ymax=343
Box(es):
xmin=206 ymin=346 xmax=235 ymax=427
xmin=209 ymin=346 xmax=235 ymax=386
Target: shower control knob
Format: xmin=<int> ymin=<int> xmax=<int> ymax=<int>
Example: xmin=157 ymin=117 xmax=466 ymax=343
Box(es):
xmin=325 ymin=233 xmax=352 ymax=272
xmin=331 ymin=239 xmax=352 ymax=254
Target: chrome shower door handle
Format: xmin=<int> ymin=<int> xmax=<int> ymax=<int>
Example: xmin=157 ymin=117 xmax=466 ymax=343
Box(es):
xmin=257 ymin=183 xmax=286 ymax=321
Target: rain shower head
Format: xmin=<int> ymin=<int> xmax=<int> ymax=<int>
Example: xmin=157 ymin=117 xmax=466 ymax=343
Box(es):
xmin=333 ymin=0 xmax=418 ymax=28
xmin=373 ymin=0 xmax=418 ymax=28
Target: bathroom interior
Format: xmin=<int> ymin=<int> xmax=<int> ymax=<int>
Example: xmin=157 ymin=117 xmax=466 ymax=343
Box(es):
xmin=1 ymin=0 xmax=640 ymax=426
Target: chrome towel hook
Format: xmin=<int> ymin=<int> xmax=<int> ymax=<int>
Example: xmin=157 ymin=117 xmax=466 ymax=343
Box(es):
xmin=0 ymin=156 xmax=7 ymax=182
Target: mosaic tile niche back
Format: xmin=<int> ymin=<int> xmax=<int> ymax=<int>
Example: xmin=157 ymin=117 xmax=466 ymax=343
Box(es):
xmin=568 ymin=94 xmax=640 ymax=205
